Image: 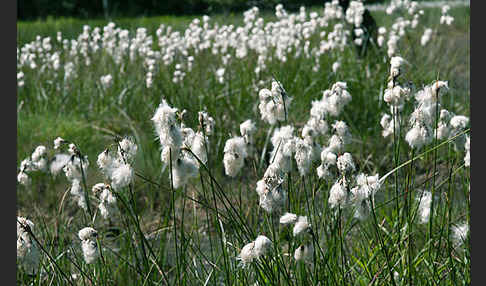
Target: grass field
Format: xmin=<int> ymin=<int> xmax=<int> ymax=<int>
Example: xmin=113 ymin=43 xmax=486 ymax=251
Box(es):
xmin=17 ymin=1 xmax=470 ymax=285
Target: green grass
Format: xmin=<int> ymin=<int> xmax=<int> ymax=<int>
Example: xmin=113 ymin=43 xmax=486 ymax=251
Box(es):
xmin=17 ymin=4 xmax=470 ymax=285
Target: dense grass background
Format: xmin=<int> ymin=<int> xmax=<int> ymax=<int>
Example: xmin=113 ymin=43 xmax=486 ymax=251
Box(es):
xmin=17 ymin=3 xmax=470 ymax=285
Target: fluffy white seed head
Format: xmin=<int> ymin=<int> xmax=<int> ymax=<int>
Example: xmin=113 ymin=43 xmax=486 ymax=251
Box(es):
xmin=294 ymin=244 xmax=313 ymax=261
xmin=110 ymin=163 xmax=133 ymax=190
xmin=280 ymin=212 xmax=298 ymax=225
xmin=451 ymin=223 xmax=469 ymax=247
xmin=223 ymin=136 xmax=247 ymax=177
xmin=118 ymin=137 xmax=138 ymax=162
xmin=337 ymin=152 xmax=355 ymax=174
xmin=329 ymin=179 xmax=348 ymax=208
xmin=293 ymin=216 xmax=310 ymax=236
xmin=17 ymin=217 xmax=40 ymax=275
xmin=254 ymin=235 xmax=272 ymax=256
xmin=416 ymin=190 xmax=432 ymax=224
xmin=238 ymin=241 xmax=256 ymax=264
xmin=171 ymin=156 xmax=198 ymax=189
xmin=78 ymin=227 xmax=98 ymax=241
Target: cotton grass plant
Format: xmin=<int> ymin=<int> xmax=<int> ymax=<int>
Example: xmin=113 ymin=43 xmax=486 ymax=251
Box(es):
xmin=17 ymin=1 xmax=470 ymax=285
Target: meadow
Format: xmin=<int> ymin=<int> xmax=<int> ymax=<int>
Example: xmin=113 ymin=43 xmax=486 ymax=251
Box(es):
xmin=17 ymin=1 xmax=470 ymax=285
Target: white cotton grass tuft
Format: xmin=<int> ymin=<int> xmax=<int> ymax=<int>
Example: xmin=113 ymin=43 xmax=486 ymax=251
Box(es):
xmin=294 ymin=138 xmax=314 ymax=176
xmin=50 ymin=153 xmax=71 ymax=177
xmin=152 ymin=99 xmax=183 ymax=163
xmin=293 ymin=216 xmax=310 ymax=237
xmin=70 ymin=179 xmax=87 ymax=210
xmin=258 ymin=80 xmax=292 ymax=125
xmin=451 ymin=222 xmax=469 ymax=247
xmin=110 ymin=163 xmax=134 ymax=190
xmin=294 ymin=244 xmax=313 ymax=261
xmin=117 ymin=137 xmax=138 ymax=162
xmin=17 ymin=217 xmax=41 ymax=275
xmin=78 ymin=227 xmax=99 ymax=264
xmin=97 ymin=139 xmax=137 ymax=191
xmin=100 ymin=74 xmax=113 ymax=89
xmin=329 ymin=179 xmax=348 ymax=208
xmin=416 ymin=190 xmax=432 ymax=224
xmin=336 ymin=152 xmax=355 ymax=174
xmin=223 ymin=136 xmax=248 ymax=177
xmin=198 ymin=111 xmax=215 ymax=136
xmin=17 ymin=171 xmax=31 ymax=186
xmin=240 ymin=119 xmax=257 ymax=145
xmin=170 ymin=156 xmax=198 ymax=189
xmin=256 ymin=164 xmax=286 ymax=213
xmin=269 ymin=125 xmax=295 ymax=173
xmin=279 ymin=212 xmax=298 ymax=225
xmin=464 ymin=135 xmax=470 ymax=167
xmin=94 ymin=184 xmax=118 ymax=219
xmin=190 ymin=131 xmax=208 ymax=165
xmin=421 ymin=28 xmax=433 ymax=46
xmin=237 ymin=235 xmax=272 ymax=265
xmin=18 ymin=145 xmax=50 ymax=183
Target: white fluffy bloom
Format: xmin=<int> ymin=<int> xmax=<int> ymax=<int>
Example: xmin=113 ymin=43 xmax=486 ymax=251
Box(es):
xmin=97 ymin=149 xmax=115 ymax=174
xmin=279 ymin=212 xmax=298 ymax=225
xmin=98 ymin=187 xmax=118 ymax=219
xmin=17 ymin=171 xmax=31 ymax=186
xmin=63 ymin=155 xmax=89 ymax=182
xmin=269 ymin=126 xmax=295 ymax=172
xmin=329 ymin=179 xmax=348 ymax=208
xmin=294 ymin=138 xmax=314 ymax=176
xmin=171 ymin=156 xmax=198 ymax=189
xmin=50 ymin=153 xmax=71 ymax=176
xmin=216 ymin=68 xmax=225 ymax=84
xmin=346 ymin=1 xmax=365 ymax=27
xmin=319 ymin=82 xmax=352 ymax=117
xmin=254 ymin=235 xmax=272 ymax=256
xmin=117 ymin=137 xmax=138 ymax=162
xmin=240 ymin=119 xmax=257 ymax=144
xmin=302 ymin=117 xmax=328 ymax=139
xmin=223 ymin=136 xmax=248 ymax=177
xmin=78 ymin=227 xmax=98 ymax=264
xmin=416 ymin=190 xmax=432 ymax=224
xmin=31 ymin=146 xmax=47 ymax=162
xmin=336 ymin=152 xmax=355 ymax=174
xmin=152 ymin=99 xmax=182 ymax=163
xmin=17 ymin=217 xmax=41 ymax=275
xmin=293 ymin=216 xmax=310 ymax=236
xmin=383 ymin=84 xmax=411 ymax=107
xmin=70 ymin=179 xmax=87 ymax=210
xmin=53 ymin=137 xmax=65 ymax=149
xmin=256 ymin=166 xmax=286 ymax=213
xmin=440 ymin=14 xmax=454 ymax=25
xmin=332 ymin=61 xmax=340 ymax=73
xmin=258 ymin=80 xmax=292 ymax=125
xmin=449 ymin=115 xmax=469 ymax=151
xmin=390 ymin=56 xmax=407 ymax=78
xmin=435 ymin=109 xmax=451 ymax=140
xmin=451 ymin=223 xmax=469 ymax=247
xmin=352 ymin=173 xmax=380 ymax=202
xmin=464 ymin=135 xmax=470 ymax=167
xmin=294 ymin=244 xmax=313 ymax=261
xmin=239 ymin=241 xmax=256 ymax=265
xmin=110 ymin=163 xmax=134 ymax=190
xmin=190 ymin=131 xmax=208 ymax=165
xmin=198 ymin=111 xmax=215 ymax=136
xmin=405 ymin=124 xmax=432 ymax=150
xmin=100 ymin=74 xmax=113 ymax=89
xmin=421 ymin=28 xmax=433 ymax=46
xmin=238 ymin=235 xmax=272 ymax=265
